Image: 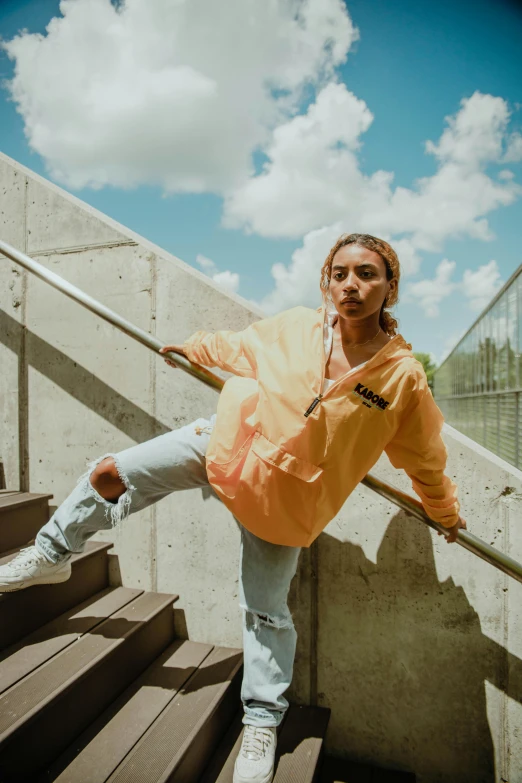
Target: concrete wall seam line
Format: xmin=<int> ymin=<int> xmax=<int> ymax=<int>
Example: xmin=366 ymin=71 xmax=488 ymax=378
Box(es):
xmin=0 ymin=150 xmax=266 ymax=319
xmin=18 ymin=176 xmax=29 ymax=492
xmin=150 ymin=252 xmax=158 ymax=594
xmin=31 ymin=240 xmax=139 ymax=256
xmin=0 ymin=237 xmax=224 ymax=392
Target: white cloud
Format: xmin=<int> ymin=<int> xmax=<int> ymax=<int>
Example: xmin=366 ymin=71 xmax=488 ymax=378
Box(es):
xmin=227 ymin=91 xmax=520 ymax=245
xmin=504 ymin=132 xmax=522 ymax=163
xmin=258 ymin=222 xmax=344 ymax=313
xmin=223 ymin=83 xmax=375 ymax=237
xmin=3 ymin=0 xmax=357 ymax=192
xmin=195 ymin=253 xmax=240 ymax=295
xmin=212 ymin=270 xmax=240 ymax=295
xmin=403 ymin=258 xmax=504 ymax=323
xmin=4 ymin=4 xmax=519 ymax=328
xmin=425 ymin=93 xmax=509 ymax=168
xmin=247 ymin=92 xmax=520 ymax=314
xmin=461 ymin=260 xmax=503 ymax=312
xmin=195 ymin=254 xmax=215 ymax=273
xmin=403 ymin=259 xmax=457 ymax=318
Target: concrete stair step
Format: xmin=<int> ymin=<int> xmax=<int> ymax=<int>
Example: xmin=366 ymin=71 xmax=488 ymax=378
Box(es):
xmin=0 ymin=586 xmax=142 ymax=695
xmin=106 ymin=645 xmax=243 ymax=783
xmin=0 ymin=590 xmax=178 ymax=781
xmin=41 ymin=639 xmax=215 ymax=783
xmin=200 ymin=704 xmax=330 ymax=783
xmin=0 ymin=492 xmax=53 ymax=555
xmin=0 ymin=540 xmax=113 ymax=650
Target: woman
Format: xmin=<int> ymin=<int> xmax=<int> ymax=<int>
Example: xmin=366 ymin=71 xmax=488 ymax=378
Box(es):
xmin=0 ymin=233 xmax=466 ymax=783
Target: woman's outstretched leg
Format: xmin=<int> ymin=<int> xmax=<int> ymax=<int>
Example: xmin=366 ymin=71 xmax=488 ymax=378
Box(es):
xmin=0 ymin=415 xmax=216 ymax=591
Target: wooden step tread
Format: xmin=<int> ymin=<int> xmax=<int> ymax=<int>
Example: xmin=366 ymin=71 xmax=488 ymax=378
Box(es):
xmin=273 ymin=705 xmax=330 ymax=782
xmin=198 ymin=712 xmax=245 ymax=783
xmin=0 ymin=492 xmax=53 ymax=513
xmin=0 ymin=541 xmax=114 ymax=650
xmin=0 ymin=538 xmax=112 ymax=567
xmin=0 ymin=586 xmax=143 ymax=695
xmin=0 ymin=492 xmax=54 ymax=557
xmin=107 ymin=646 xmax=243 ymax=783
xmin=0 ymin=492 xmax=54 ymax=511
xmin=43 ymin=640 xmax=215 ymax=783
xmin=0 ymin=591 xmax=177 ymax=744
xmin=200 ymin=704 xmax=330 ymax=782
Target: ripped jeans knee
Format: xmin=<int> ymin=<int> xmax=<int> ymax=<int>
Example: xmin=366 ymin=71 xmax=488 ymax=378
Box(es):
xmin=243 ymin=605 xmax=295 ymax=633
xmin=83 ymin=452 xmax=136 ymax=529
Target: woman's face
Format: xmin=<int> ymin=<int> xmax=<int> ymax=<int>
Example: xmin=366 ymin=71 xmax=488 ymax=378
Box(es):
xmin=328 ymin=244 xmax=395 ymax=322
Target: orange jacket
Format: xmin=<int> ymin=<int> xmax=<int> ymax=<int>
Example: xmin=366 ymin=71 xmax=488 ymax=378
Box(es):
xmin=183 ymin=305 xmax=460 ymax=547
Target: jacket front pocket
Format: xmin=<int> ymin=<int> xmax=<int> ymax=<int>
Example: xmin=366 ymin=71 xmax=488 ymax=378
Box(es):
xmin=205 ymin=431 xmax=256 ymax=497
xmin=247 ymin=433 xmax=323 ymax=535
xmin=250 ymin=433 xmax=323 ymax=482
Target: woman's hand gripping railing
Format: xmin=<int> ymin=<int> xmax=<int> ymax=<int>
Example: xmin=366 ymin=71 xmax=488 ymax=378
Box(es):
xmin=2 ymin=237 xmax=521 ymax=584
xmin=362 ymin=474 xmax=522 ymax=585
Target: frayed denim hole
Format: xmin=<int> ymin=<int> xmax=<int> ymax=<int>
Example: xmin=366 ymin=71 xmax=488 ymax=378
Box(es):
xmin=242 ymin=606 xmax=294 ymax=632
xmin=81 ymin=452 xmax=136 ymax=530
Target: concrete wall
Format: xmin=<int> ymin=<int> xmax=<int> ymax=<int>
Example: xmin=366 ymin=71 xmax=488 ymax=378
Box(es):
xmin=320 ymin=427 xmax=522 ymax=782
xmin=1 ymin=152 xmax=521 ymax=782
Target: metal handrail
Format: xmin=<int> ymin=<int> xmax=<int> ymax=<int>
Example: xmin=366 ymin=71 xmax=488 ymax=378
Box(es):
xmin=0 ymin=239 xmax=223 ymax=392
xmin=362 ymin=475 xmax=522 ymax=583
xmin=2 ymin=238 xmax=521 ymax=585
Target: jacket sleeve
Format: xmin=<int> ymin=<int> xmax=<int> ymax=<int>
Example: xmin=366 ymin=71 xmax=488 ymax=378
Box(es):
xmin=182 ymin=307 xmax=300 ymax=378
xmin=183 ymin=326 xmax=258 ymax=378
xmin=384 ymin=372 xmax=460 ymax=528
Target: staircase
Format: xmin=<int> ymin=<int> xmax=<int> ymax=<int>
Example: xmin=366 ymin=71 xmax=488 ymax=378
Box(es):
xmin=0 ymin=490 xmax=331 ymax=782
xmin=0 ymin=490 xmax=416 ymax=782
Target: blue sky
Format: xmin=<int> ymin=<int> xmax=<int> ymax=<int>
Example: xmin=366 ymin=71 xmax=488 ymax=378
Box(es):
xmin=0 ymin=0 xmax=521 ymax=361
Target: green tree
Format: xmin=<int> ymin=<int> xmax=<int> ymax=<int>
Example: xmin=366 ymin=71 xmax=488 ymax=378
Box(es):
xmin=414 ymin=352 xmax=437 ymax=390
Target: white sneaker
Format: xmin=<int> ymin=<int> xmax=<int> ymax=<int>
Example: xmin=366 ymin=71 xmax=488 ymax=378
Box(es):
xmin=0 ymin=546 xmax=71 ymax=592
xmin=233 ymin=725 xmax=277 ymax=783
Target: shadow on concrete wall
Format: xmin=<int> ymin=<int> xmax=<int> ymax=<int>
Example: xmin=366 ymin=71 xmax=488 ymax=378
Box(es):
xmin=314 ymin=514 xmax=522 ymax=780
xmin=0 ymin=307 xmax=171 ymax=452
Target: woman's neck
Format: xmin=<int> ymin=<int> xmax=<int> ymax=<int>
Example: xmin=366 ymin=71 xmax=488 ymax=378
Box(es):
xmin=333 ymin=314 xmax=389 ymax=350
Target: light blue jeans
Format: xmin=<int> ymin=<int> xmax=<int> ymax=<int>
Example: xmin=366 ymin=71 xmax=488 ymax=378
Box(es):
xmin=36 ymin=414 xmax=301 ymax=727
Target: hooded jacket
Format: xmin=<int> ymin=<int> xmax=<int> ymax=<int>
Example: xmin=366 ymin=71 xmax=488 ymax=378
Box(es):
xmin=183 ymin=305 xmax=460 ymax=547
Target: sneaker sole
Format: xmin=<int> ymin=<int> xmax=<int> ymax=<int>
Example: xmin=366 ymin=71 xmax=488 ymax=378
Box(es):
xmin=233 ymin=763 xmax=274 ymax=783
xmin=0 ymin=568 xmax=72 ymax=593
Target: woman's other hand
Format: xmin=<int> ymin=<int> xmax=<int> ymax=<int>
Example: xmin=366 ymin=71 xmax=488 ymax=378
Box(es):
xmin=159 ymin=344 xmax=187 ymax=368
xmin=438 ymin=516 xmax=467 ymax=544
